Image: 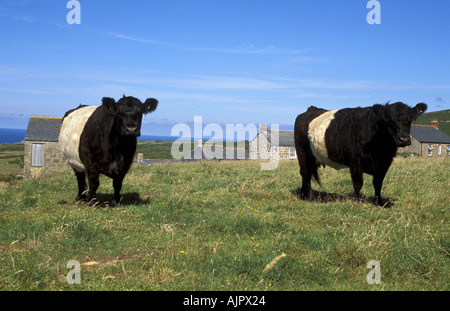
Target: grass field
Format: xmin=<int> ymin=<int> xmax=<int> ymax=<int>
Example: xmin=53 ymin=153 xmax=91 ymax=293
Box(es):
xmin=415 ymin=109 xmax=450 ymax=136
xmin=0 ymin=152 xmax=448 ymax=291
xmin=0 ymin=144 xmax=24 ymax=178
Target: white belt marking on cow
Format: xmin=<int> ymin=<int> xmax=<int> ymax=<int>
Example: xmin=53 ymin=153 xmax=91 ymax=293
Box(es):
xmin=59 ymin=106 xmax=98 ymax=172
xmin=308 ymin=109 xmax=348 ymax=170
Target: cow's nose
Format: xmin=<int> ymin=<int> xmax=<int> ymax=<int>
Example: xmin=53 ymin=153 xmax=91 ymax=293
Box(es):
xmin=397 ymin=136 xmax=411 ymax=146
xmin=126 ymin=127 xmax=138 ymax=135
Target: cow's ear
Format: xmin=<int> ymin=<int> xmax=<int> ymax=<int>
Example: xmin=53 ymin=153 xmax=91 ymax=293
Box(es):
xmin=143 ymin=98 xmax=158 ymax=114
xmin=414 ymin=103 xmax=427 ymax=118
xmin=102 ymin=97 xmax=116 ymax=113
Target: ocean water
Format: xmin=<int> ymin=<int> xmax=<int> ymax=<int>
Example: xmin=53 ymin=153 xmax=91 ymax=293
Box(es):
xmin=0 ymin=128 xmax=27 ymax=143
xmin=0 ymin=128 xmax=183 ymax=144
xmin=138 ymin=135 xmax=179 ymax=141
xmin=0 ymin=128 xmax=232 ymax=144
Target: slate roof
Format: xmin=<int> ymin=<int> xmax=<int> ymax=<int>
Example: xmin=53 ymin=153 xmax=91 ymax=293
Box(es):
xmin=410 ymin=125 xmax=450 ymax=144
xmin=260 ymin=130 xmax=295 ymax=147
xmin=25 ymin=116 xmax=63 ymax=142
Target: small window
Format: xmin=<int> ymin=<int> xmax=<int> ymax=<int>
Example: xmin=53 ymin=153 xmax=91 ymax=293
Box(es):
xmin=437 ymin=145 xmax=442 ymax=155
xmin=447 ymin=145 xmax=450 ymax=156
xmin=289 ymin=147 xmax=297 ymax=158
xmin=32 ymin=143 xmax=44 ymax=167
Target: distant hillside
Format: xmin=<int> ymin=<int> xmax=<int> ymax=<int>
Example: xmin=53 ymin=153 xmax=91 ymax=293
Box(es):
xmin=414 ymin=109 xmax=450 ymax=136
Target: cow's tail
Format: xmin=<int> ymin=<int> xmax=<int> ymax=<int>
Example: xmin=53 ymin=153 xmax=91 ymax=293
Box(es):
xmin=312 ymin=165 xmax=321 ymax=186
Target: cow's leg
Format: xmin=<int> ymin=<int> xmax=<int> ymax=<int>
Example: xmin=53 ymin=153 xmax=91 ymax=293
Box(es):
xmin=299 ymin=166 xmax=312 ymax=200
xmin=86 ymin=171 xmax=100 ymax=206
xmin=373 ymin=170 xmax=388 ymax=206
xmin=75 ymin=171 xmax=87 ymax=201
xmin=350 ymin=166 xmax=364 ymax=199
xmin=299 ymin=158 xmax=317 ymax=201
xmin=111 ymin=176 xmax=124 ymax=207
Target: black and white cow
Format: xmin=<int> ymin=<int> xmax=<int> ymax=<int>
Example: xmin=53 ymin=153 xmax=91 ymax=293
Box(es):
xmin=294 ymin=102 xmax=427 ymax=206
xmin=59 ymin=96 xmax=158 ymax=206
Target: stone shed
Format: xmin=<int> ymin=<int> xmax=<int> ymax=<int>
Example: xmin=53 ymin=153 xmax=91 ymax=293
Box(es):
xmin=24 ymin=116 xmax=68 ymax=179
xmin=249 ymin=124 xmax=297 ymax=160
xmin=398 ymin=120 xmax=450 ymax=157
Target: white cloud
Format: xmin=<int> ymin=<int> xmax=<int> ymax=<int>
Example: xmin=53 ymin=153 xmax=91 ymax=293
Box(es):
xmin=108 ymin=33 xmax=166 ymax=45
xmin=186 ymin=45 xmax=311 ymax=55
xmin=107 ymin=31 xmax=310 ymax=56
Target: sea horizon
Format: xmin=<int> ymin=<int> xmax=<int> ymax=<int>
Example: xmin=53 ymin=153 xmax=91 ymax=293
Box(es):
xmin=0 ymin=128 xmax=248 ymax=144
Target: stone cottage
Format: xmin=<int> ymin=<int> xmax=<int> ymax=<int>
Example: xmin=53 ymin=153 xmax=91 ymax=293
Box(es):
xmin=250 ymin=124 xmax=297 ymax=160
xmin=398 ymin=120 xmax=450 ymax=157
xmin=24 ymin=116 xmax=68 ymax=179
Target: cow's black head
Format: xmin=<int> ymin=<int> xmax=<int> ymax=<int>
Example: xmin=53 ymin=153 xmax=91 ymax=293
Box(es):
xmin=383 ymin=102 xmax=427 ymax=147
xmin=102 ymin=96 xmax=158 ymax=137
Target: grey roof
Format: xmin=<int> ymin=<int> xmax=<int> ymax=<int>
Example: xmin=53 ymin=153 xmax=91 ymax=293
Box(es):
xmin=410 ymin=125 xmax=450 ymax=144
xmin=265 ymin=131 xmax=295 ymax=147
xmin=25 ymin=117 xmax=63 ymax=142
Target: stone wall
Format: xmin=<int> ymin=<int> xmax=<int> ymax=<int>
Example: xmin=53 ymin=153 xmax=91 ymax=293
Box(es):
xmin=270 ymin=146 xmax=296 ymax=159
xmin=250 ymin=133 xmax=297 ymax=160
xmin=24 ymin=141 xmax=69 ymax=180
xmin=421 ymin=143 xmax=450 ymax=157
xmin=249 ymin=132 xmax=271 ymax=160
xmin=398 ymin=137 xmax=450 ymax=157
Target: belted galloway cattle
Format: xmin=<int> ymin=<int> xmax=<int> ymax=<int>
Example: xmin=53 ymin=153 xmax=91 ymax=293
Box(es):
xmin=59 ymin=95 xmax=158 ymax=206
xmin=294 ymin=102 xmax=427 ymax=206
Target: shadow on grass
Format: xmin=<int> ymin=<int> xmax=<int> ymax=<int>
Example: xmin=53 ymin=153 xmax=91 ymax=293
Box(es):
xmin=291 ymin=187 xmax=394 ymax=208
xmin=58 ymin=192 xmax=150 ymax=208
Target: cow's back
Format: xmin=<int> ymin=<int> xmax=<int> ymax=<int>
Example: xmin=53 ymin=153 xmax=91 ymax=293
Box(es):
xmin=294 ymin=107 xmax=328 ymax=141
xmin=59 ymin=105 xmax=98 ymax=172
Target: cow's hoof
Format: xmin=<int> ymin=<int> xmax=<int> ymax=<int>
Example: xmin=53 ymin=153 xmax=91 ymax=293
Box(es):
xmin=75 ymin=195 xmax=86 ymax=203
xmin=86 ymin=199 xmax=99 ymax=207
xmin=374 ymin=197 xmax=389 ymax=207
xmin=110 ymin=198 xmax=122 ymax=208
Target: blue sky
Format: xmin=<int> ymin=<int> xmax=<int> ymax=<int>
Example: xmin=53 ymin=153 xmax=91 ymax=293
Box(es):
xmin=0 ymin=0 xmax=449 ymax=137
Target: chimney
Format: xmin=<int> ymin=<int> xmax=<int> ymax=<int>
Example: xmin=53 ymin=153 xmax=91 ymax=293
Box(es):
xmin=430 ymin=119 xmax=438 ymax=128
xmin=259 ymin=124 xmax=268 ymax=134
xmin=137 ymin=153 xmax=143 ymax=165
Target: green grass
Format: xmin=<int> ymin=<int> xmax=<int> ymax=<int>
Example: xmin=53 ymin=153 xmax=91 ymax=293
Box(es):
xmin=416 ymin=108 xmax=450 ymax=136
xmin=0 ymin=143 xmax=24 ymax=179
xmin=136 ymin=140 xmax=179 ymax=159
xmin=0 ymin=157 xmax=448 ymax=291
xmin=135 ymin=140 xmax=249 ymax=160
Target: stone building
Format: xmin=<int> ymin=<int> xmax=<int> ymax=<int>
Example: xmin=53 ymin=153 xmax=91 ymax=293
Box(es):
xmin=24 ymin=116 xmax=69 ymax=179
xmin=250 ymin=125 xmax=297 ymax=160
xmin=398 ymin=120 xmax=450 ymax=157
